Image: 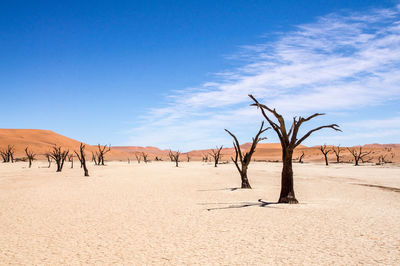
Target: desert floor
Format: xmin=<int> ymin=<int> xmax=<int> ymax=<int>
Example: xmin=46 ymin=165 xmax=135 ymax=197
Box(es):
xmin=0 ymin=161 xmax=399 ymax=265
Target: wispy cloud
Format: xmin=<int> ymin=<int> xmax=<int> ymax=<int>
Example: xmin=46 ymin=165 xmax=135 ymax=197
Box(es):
xmin=128 ymin=4 xmax=400 ymax=150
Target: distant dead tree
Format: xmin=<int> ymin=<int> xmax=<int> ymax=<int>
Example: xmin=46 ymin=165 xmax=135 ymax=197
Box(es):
xmin=319 ymin=144 xmax=331 ymax=166
xmin=135 ymin=153 xmax=141 ymax=163
xmin=298 ymin=151 xmax=305 ymax=163
xmin=347 ymin=146 xmax=372 ymax=166
xmin=155 ymin=156 xmax=162 ymax=161
xmin=0 ymin=145 xmax=15 ymax=163
xmin=169 ymin=150 xmax=181 ymax=167
xmin=209 ymin=145 xmax=223 ymax=167
xmin=202 ymin=154 xmax=209 ymax=162
xmin=225 ymin=121 xmax=269 ymax=189
xmin=68 ymin=154 xmax=74 ymax=168
xmin=96 ymin=144 xmax=111 ymax=165
xmin=49 ymin=145 xmax=69 ymax=172
xmin=45 ymin=153 xmax=52 ymax=168
xmin=128 ymin=158 xmax=130 ymax=164
xmin=186 ymin=153 xmax=191 ymax=162
xmin=74 ymin=143 xmax=89 ymax=176
xmin=24 ymin=147 xmax=36 ymax=168
xmin=250 ymin=94 xmax=341 ymax=204
xmin=332 ymin=145 xmax=342 ymax=163
xmin=142 ymin=152 xmax=148 ymax=163
xmin=92 ymin=152 xmax=99 ymax=165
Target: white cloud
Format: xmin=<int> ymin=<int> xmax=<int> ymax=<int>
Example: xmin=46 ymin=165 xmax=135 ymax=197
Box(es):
xmin=128 ymin=5 xmax=400 ymax=150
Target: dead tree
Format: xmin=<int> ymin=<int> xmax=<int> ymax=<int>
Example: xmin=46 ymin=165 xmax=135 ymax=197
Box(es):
xmin=24 ymin=147 xmax=36 ymax=168
xmin=96 ymin=144 xmax=111 ymax=165
xmin=332 ymin=145 xmax=342 ymax=163
xmin=169 ymin=150 xmax=181 ymax=167
xmin=142 ymin=152 xmax=148 ymax=163
xmin=0 ymin=145 xmax=15 ymax=163
xmin=68 ymin=154 xmax=74 ymax=168
xmin=209 ymin=145 xmax=223 ymax=167
xmin=298 ymin=151 xmax=305 ymax=163
xmin=74 ymin=143 xmax=89 ymax=176
xmin=135 ymin=153 xmax=141 ymax=163
xmin=128 ymin=158 xmax=130 ymax=164
xmin=49 ymin=145 xmax=69 ymax=172
xmin=319 ymin=144 xmax=331 ymax=166
xmin=202 ymin=154 xmax=209 ymax=162
xmin=347 ymin=146 xmax=372 ymax=166
xmin=186 ymin=153 xmax=191 ymax=162
xmin=45 ymin=153 xmax=52 ymax=168
xmin=92 ymin=152 xmax=99 ymax=165
xmin=250 ymin=94 xmax=341 ymax=204
xmin=225 ymin=121 xmax=269 ymax=189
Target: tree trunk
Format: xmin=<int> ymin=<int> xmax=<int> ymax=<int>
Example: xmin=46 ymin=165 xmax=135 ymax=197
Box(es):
xmin=279 ymin=149 xmax=298 ymax=204
xmin=324 ymin=154 xmax=329 ymax=166
xmin=28 ymin=159 xmax=32 ymax=168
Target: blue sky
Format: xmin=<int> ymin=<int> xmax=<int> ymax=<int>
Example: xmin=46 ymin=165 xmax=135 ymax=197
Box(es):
xmin=1 ymin=0 xmax=400 ymax=150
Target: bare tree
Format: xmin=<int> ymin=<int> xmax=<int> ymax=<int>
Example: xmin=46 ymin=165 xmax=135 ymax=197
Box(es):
xmin=250 ymin=94 xmax=341 ymax=204
xmin=155 ymin=156 xmax=162 ymax=161
xmin=319 ymin=144 xmax=331 ymax=166
xmin=135 ymin=153 xmax=141 ymax=163
xmin=347 ymin=146 xmax=372 ymax=166
xmin=92 ymin=152 xmax=99 ymax=165
xmin=209 ymin=146 xmax=223 ymax=167
xmin=68 ymin=154 xmax=74 ymax=168
xmin=332 ymin=145 xmax=342 ymax=163
xmin=142 ymin=152 xmax=148 ymax=163
xmin=24 ymin=147 xmax=36 ymax=168
xmin=96 ymin=144 xmax=111 ymax=165
xmin=225 ymin=122 xmax=269 ymax=189
xmin=48 ymin=145 xmax=69 ymax=172
xmin=298 ymin=151 xmax=305 ymax=163
xmin=128 ymin=158 xmax=130 ymax=164
xmin=45 ymin=153 xmax=52 ymax=168
xmin=202 ymin=154 xmax=209 ymax=162
xmin=74 ymin=143 xmax=89 ymax=176
xmin=0 ymin=145 xmax=15 ymax=163
xmin=186 ymin=153 xmax=191 ymax=162
xmin=169 ymin=150 xmax=181 ymax=167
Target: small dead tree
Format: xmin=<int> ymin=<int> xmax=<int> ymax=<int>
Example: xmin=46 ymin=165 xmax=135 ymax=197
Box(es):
xmin=298 ymin=151 xmax=305 ymax=163
xmin=202 ymin=154 xmax=209 ymax=162
xmin=128 ymin=158 xmax=130 ymax=164
xmin=250 ymin=94 xmax=341 ymax=204
xmin=209 ymin=145 xmax=223 ymax=167
xmin=45 ymin=153 xmax=52 ymax=168
xmin=169 ymin=150 xmax=181 ymax=167
xmin=92 ymin=152 xmax=99 ymax=165
xmin=74 ymin=143 xmax=89 ymax=176
xmin=24 ymin=147 xmax=36 ymax=168
xmin=225 ymin=121 xmax=269 ymax=189
xmin=49 ymin=145 xmax=69 ymax=172
xmin=347 ymin=146 xmax=372 ymax=166
xmin=319 ymin=144 xmax=331 ymax=166
xmin=96 ymin=144 xmax=111 ymax=165
xmin=135 ymin=153 xmax=141 ymax=163
xmin=186 ymin=153 xmax=191 ymax=162
xmin=142 ymin=152 xmax=148 ymax=163
xmin=0 ymin=145 xmax=15 ymax=163
xmin=68 ymin=154 xmax=74 ymax=168
xmin=332 ymin=145 xmax=342 ymax=163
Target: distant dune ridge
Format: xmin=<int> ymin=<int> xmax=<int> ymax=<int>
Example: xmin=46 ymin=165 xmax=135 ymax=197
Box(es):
xmin=0 ymin=128 xmax=398 ymax=163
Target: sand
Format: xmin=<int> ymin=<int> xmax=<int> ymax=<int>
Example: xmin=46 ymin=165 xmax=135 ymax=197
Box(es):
xmin=0 ymin=161 xmax=399 ymax=265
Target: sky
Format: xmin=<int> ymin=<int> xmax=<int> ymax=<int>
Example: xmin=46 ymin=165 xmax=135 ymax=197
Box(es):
xmin=1 ymin=0 xmax=400 ymax=151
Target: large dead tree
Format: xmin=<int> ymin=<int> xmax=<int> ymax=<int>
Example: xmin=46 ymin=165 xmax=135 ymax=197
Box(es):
xmin=225 ymin=121 xmax=269 ymax=189
xmin=0 ymin=145 xmax=15 ymax=163
xmin=49 ymin=145 xmax=69 ymax=172
xmin=24 ymin=147 xmax=36 ymax=168
xmin=209 ymin=145 xmax=223 ymax=167
xmin=319 ymin=144 xmax=331 ymax=166
xmin=250 ymin=94 xmax=341 ymax=204
xmin=96 ymin=144 xmax=111 ymax=165
xmin=347 ymin=146 xmax=372 ymax=166
xmin=169 ymin=150 xmax=181 ymax=167
xmin=74 ymin=143 xmax=89 ymax=176
xmin=332 ymin=145 xmax=342 ymax=163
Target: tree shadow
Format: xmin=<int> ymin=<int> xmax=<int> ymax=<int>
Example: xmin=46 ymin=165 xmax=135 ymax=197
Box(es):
xmin=197 ymin=187 xmax=241 ymax=192
xmin=201 ymin=199 xmax=279 ymax=211
xmin=352 ymin=183 xmax=400 ymax=193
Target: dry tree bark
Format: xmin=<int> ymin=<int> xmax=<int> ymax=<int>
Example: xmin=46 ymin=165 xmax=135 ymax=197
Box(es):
xmin=24 ymin=147 xmax=36 ymax=168
xmin=319 ymin=144 xmax=331 ymax=166
xmin=48 ymin=145 xmax=69 ymax=172
xmin=209 ymin=146 xmax=223 ymax=167
xmin=225 ymin=121 xmax=269 ymax=189
xmin=249 ymin=94 xmax=341 ymax=204
xmin=74 ymin=143 xmax=89 ymax=176
xmin=347 ymin=146 xmax=372 ymax=166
